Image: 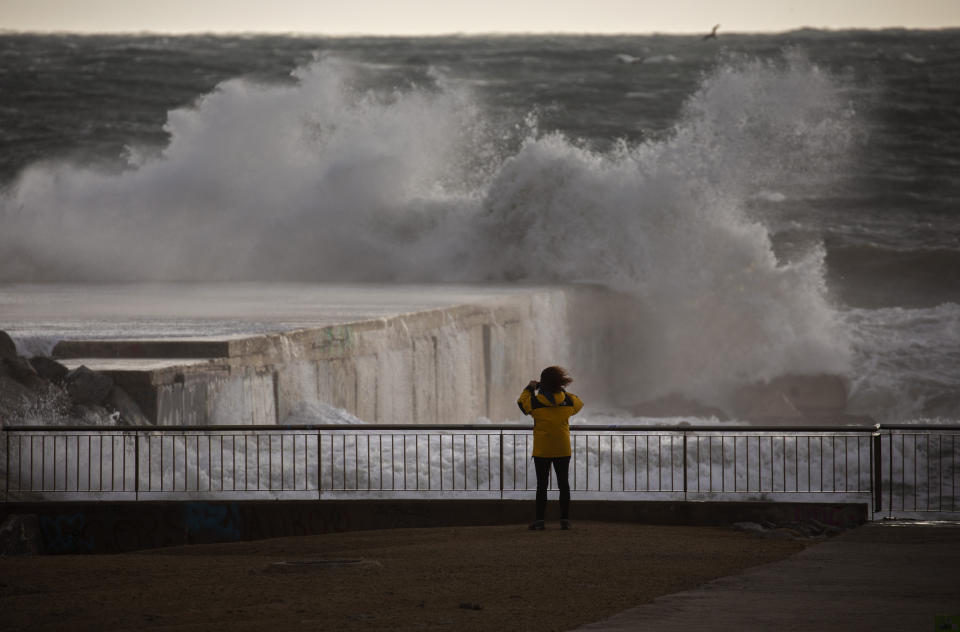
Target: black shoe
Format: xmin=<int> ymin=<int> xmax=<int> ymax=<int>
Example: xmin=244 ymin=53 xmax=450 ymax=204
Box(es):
xmin=560 ymin=519 xmax=572 ymax=530
xmin=528 ymin=520 xmax=545 ymax=531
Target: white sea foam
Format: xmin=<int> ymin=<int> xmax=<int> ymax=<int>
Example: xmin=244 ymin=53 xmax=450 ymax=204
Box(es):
xmin=284 ymin=401 xmax=367 ymax=425
xmin=10 ymin=335 xmax=61 ymax=358
xmin=642 ymin=54 xmax=680 ymax=64
xmin=844 ymin=303 xmax=960 ymax=422
xmin=753 ymin=190 xmax=787 ymax=203
xmin=0 ymin=52 xmax=859 ymax=408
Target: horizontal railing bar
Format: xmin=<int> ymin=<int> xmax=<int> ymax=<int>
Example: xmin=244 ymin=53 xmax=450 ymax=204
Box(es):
xmin=873 ymin=425 xmax=960 ymax=431
xmin=0 ymin=424 xmax=899 ymax=433
xmin=0 ymin=424 xmax=527 ymax=433
xmin=617 ymin=426 xmax=879 ymax=433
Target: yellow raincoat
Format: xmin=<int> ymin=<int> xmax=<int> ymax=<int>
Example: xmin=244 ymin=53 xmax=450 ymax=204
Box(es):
xmin=517 ymin=386 xmax=584 ymax=457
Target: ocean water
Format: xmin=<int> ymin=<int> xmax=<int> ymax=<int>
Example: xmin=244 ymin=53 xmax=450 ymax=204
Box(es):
xmin=0 ymin=30 xmax=958 ymax=423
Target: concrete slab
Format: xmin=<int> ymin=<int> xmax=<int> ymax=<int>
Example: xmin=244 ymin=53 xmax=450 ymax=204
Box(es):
xmin=59 ymin=358 xmax=217 ymax=371
xmin=575 ymin=520 xmax=960 ymax=632
xmin=0 ymin=283 xmax=546 ymax=348
xmin=1 ymin=283 xmax=616 ymax=425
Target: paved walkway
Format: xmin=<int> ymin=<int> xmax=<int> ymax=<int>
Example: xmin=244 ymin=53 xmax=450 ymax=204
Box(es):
xmin=577 ymin=520 xmax=960 ymax=632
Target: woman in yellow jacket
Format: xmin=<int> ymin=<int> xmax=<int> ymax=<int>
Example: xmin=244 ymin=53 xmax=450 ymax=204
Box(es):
xmin=517 ymin=366 xmax=584 ymax=530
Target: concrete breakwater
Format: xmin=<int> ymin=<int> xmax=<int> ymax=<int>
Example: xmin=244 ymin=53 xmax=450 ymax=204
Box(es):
xmin=46 ymin=285 xmax=615 ymax=426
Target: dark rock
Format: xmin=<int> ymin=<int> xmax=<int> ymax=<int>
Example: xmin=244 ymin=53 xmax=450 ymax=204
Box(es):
xmin=1 ymin=357 xmax=30 ymax=379
xmin=29 ymin=356 xmax=69 ymax=384
xmin=0 ymin=331 xmax=17 ymax=362
xmin=106 ymin=386 xmax=151 ymax=426
xmin=0 ymin=514 xmax=43 ymax=556
xmin=809 ymin=518 xmax=844 ymax=536
xmin=798 ymin=523 xmax=823 ymax=537
xmin=1 ymin=379 xmax=73 ymax=426
xmin=70 ymin=404 xmax=116 ymax=425
xmin=64 ymin=366 xmax=113 ymax=406
xmin=735 ymin=518 xmax=845 ymax=541
xmin=761 ymin=528 xmax=803 ymax=540
xmin=1 ymin=357 xmax=45 ymax=391
xmin=0 ymin=376 xmax=33 ymax=423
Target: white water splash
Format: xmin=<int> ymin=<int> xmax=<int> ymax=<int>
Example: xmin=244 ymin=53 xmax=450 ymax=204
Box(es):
xmin=1 ymin=52 xmax=857 ymax=406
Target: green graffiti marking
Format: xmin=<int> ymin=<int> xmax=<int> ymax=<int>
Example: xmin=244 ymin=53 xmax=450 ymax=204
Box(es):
xmin=316 ymin=325 xmax=353 ymax=355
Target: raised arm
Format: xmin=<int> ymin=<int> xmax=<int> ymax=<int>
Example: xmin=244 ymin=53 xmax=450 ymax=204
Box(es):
xmin=568 ymin=393 xmax=584 ymax=415
xmin=517 ymin=381 xmax=538 ymax=415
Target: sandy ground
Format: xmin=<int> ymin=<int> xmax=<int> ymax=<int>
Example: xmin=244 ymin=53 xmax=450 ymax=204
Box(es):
xmin=0 ymin=522 xmax=804 ymax=632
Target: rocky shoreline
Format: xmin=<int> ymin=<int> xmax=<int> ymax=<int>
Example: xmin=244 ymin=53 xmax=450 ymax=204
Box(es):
xmin=0 ymin=330 xmax=149 ymax=427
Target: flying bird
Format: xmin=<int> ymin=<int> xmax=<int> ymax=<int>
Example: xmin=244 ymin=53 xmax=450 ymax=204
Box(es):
xmin=702 ymin=24 xmax=720 ymax=41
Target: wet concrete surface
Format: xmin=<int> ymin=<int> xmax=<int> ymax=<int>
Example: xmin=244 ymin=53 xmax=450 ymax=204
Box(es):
xmin=576 ymin=520 xmax=960 ymax=632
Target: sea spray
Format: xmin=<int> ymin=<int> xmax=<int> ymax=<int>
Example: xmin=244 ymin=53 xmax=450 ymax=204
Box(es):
xmin=1 ymin=52 xmax=857 ymax=409
xmin=470 ymin=52 xmax=856 ymax=405
xmin=0 ymin=58 xmax=495 ymax=282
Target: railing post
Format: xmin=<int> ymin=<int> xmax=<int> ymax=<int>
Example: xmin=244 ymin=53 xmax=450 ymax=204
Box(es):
xmin=134 ymin=432 xmax=140 ymax=501
xmin=317 ymin=431 xmax=322 ymax=502
xmin=499 ymin=430 xmax=504 ymax=500
xmin=872 ymin=430 xmax=882 ymax=514
xmin=3 ymin=431 xmax=9 ymax=503
xmin=888 ymin=428 xmax=894 ymax=517
xmin=682 ymin=432 xmax=688 ymax=502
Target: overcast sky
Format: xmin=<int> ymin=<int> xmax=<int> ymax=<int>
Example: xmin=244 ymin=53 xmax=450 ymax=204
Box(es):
xmin=1 ymin=0 xmax=958 ymax=34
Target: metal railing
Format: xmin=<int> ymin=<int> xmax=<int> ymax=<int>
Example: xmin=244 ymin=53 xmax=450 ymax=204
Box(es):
xmin=874 ymin=426 xmax=960 ymax=515
xmin=1 ymin=424 xmax=957 ymax=516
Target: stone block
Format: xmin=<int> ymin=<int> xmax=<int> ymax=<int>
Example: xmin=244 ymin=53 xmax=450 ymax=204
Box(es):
xmin=0 ymin=331 xmax=17 ymax=362
xmin=64 ymin=366 xmax=114 ymax=406
xmin=1 ymin=357 xmax=46 ymax=391
xmin=29 ymin=356 xmax=69 ymax=384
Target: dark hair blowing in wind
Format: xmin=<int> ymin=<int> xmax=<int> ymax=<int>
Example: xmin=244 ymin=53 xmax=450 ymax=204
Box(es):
xmin=539 ymin=366 xmax=573 ymax=392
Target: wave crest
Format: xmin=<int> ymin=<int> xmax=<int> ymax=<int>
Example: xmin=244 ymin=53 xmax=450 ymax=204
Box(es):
xmin=0 ymin=52 xmax=856 ymax=403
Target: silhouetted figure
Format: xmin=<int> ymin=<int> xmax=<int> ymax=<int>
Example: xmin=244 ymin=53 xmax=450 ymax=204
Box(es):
xmin=702 ymin=24 xmax=720 ymax=41
xmin=517 ymin=366 xmax=584 ymax=531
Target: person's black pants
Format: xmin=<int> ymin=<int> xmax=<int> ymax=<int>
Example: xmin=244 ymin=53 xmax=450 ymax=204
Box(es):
xmin=533 ymin=456 xmax=571 ymax=521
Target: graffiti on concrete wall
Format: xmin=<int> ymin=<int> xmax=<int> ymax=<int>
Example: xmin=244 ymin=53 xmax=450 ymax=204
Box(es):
xmin=39 ymin=513 xmax=91 ymax=554
xmin=9 ymin=499 xmax=868 ymax=554
xmin=18 ymin=501 xmax=360 ymax=554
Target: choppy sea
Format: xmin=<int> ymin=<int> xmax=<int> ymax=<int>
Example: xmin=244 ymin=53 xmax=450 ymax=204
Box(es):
xmin=0 ymin=30 xmax=958 ymax=423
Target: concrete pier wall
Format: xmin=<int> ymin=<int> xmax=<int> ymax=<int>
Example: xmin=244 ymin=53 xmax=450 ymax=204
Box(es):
xmin=54 ymin=286 xmax=614 ymax=426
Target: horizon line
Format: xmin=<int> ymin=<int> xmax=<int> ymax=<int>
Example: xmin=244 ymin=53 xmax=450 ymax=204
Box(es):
xmin=2 ymin=25 xmax=959 ymax=38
